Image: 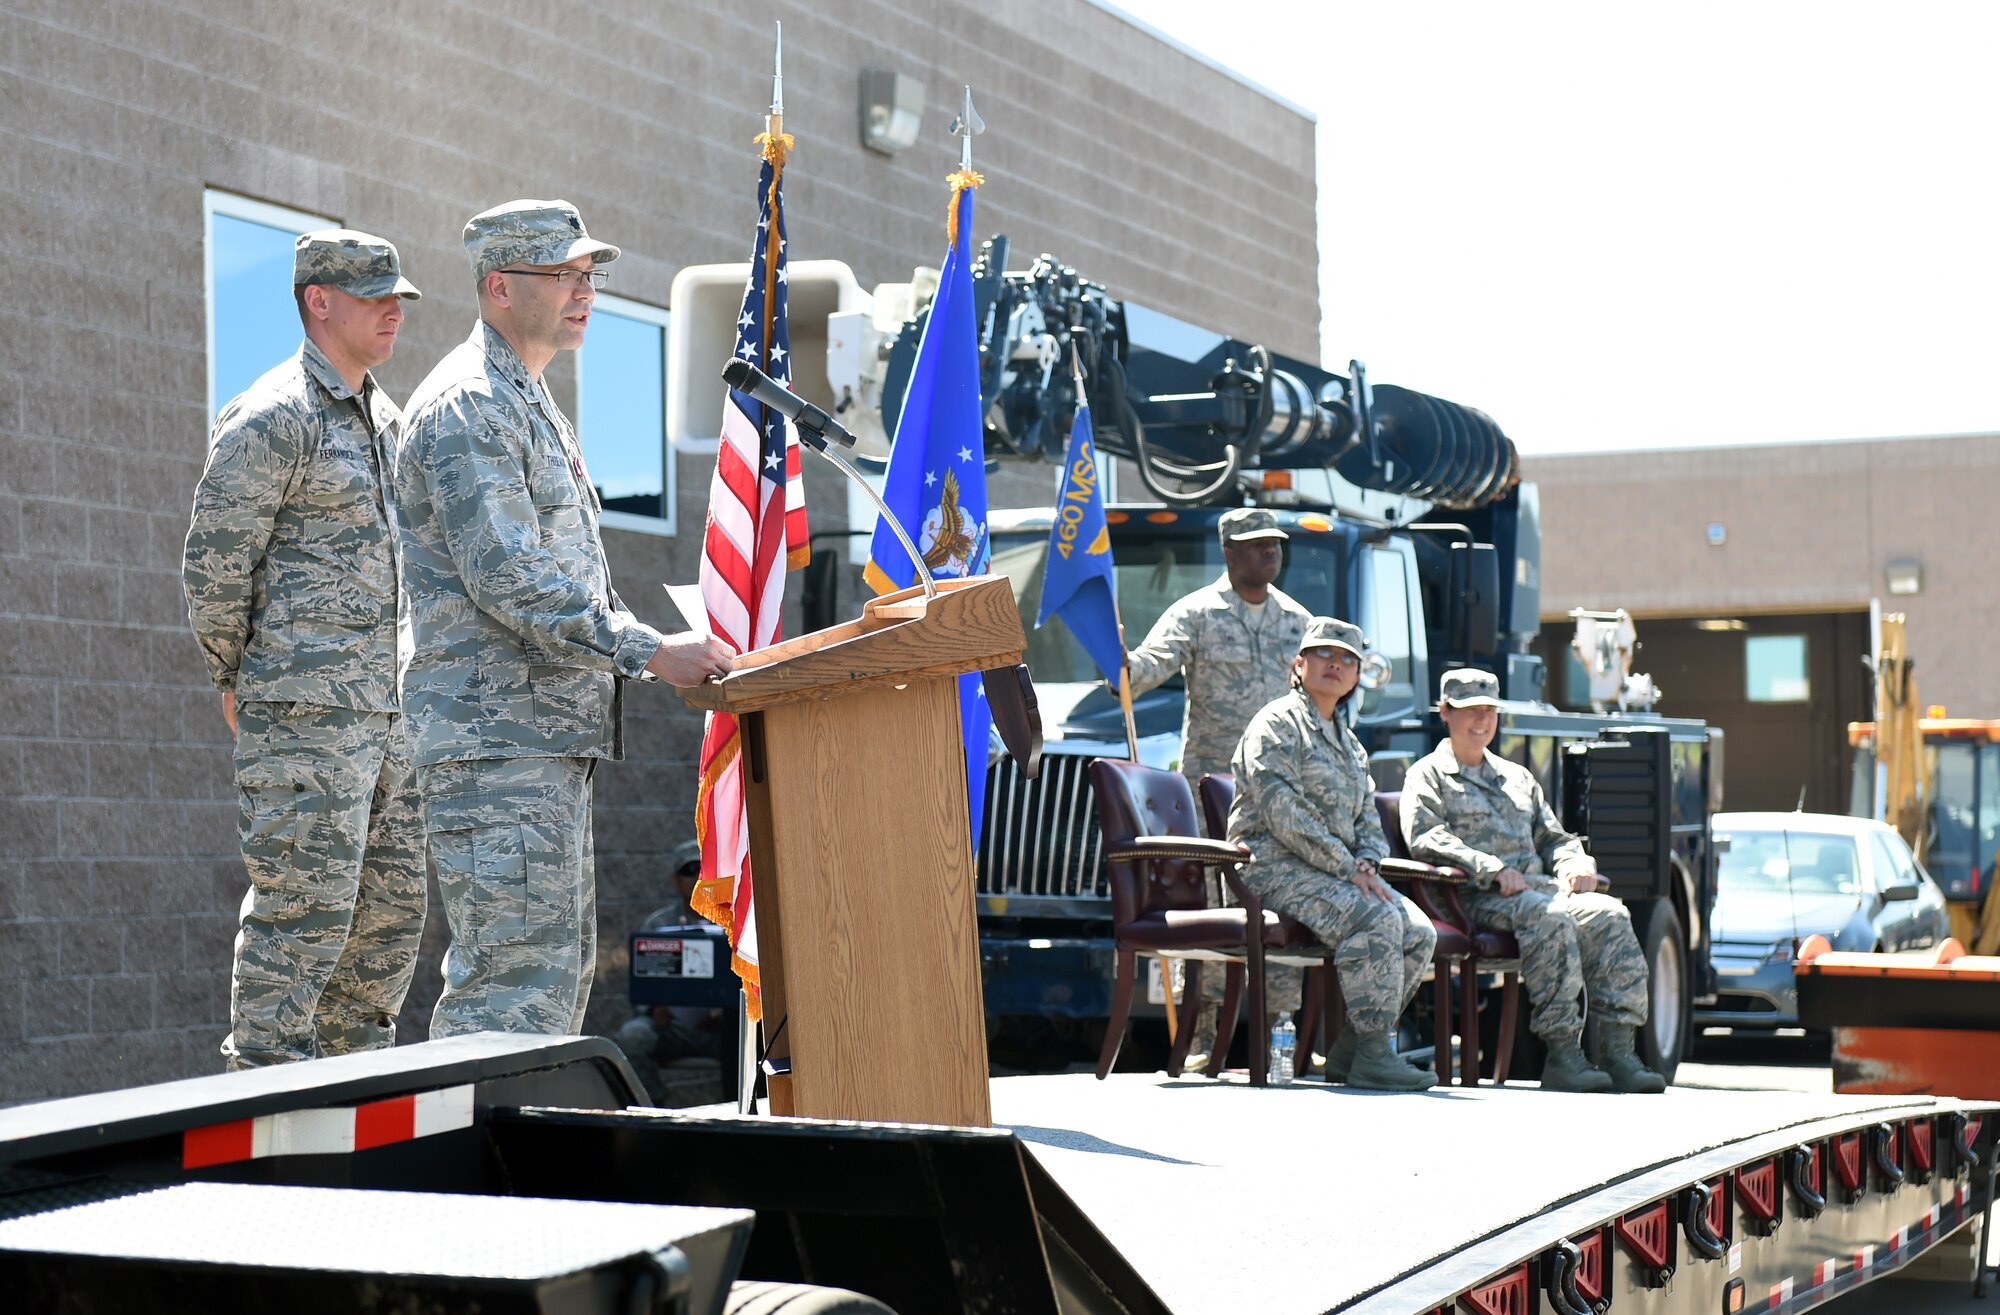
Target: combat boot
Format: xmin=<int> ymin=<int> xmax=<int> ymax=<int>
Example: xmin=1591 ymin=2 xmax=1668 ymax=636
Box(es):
xmin=1182 ymin=1003 xmax=1219 ymax=1075
xmin=1539 ymin=1036 xmax=1614 ymax=1092
xmin=1599 ymin=1025 xmax=1667 ymax=1093
xmin=1345 ymin=1032 xmax=1438 ymax=1091
xmin=1322 ymin=1027 xmax=1359 ymax=1082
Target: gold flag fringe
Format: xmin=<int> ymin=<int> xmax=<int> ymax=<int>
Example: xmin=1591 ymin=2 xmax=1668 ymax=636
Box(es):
xmin=945 ymin=168 xmax=984 ymax=245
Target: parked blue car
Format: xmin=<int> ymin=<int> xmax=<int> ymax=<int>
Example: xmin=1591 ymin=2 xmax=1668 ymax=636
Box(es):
xmin=1698 ymin=812 xmax=1950 ymax=1030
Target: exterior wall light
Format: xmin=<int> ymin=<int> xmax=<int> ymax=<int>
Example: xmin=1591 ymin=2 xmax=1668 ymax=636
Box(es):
xmin=860 ymin=69 xmax=924 ymax=155
xmin=1886 ymin=559 xmax=1922 ymax=595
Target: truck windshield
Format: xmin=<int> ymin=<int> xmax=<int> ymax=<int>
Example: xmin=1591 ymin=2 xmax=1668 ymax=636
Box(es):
xmin=987 ymin=524 xmax=1343 ymax=683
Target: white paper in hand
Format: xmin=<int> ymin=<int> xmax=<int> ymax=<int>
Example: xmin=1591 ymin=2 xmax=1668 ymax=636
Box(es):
xmin=663 ymin=584 xmax=711 ymax=638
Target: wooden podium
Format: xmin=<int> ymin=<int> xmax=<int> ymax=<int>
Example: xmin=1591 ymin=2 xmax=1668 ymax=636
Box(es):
xmin=679 ymin=575 xmax=1025 ymax=1127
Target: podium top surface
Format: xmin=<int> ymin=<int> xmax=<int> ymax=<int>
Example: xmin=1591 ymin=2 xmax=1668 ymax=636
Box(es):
xmin=680 ymin=575 xmax=1025 ymax=713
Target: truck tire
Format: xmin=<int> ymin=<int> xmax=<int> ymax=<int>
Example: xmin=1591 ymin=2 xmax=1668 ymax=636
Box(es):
xmin=1631 ymin=899 xmax=1690 ymax=1084
xmin=725 ymin=1281 xmax=899 ymax=1315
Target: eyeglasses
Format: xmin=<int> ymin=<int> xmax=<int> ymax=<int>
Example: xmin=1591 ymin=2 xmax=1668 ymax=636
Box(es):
xmin=1304 ymin=648 xmax=1360 ymax=669
xmin=497 ymin=267 xmax=609 ymax=291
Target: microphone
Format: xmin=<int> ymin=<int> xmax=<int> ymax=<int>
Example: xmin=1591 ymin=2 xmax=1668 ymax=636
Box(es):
xmin=721 ymin=358 xmax=859 ymax=452
xmin=718 ymin=358 xmax=938 ymax=599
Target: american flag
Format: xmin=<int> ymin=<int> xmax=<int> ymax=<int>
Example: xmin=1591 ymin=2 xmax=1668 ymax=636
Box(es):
xmin=693 ymin=137 xmax=806 ymax=1018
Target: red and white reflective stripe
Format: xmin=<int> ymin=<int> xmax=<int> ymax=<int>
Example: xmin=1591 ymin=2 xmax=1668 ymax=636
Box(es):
xmin=1961 ymin=1183 xmax=1974 ymax=1207
xmin=1813 ymin=1258 xmax=1838 ymax=1287
xmin=1767 ymin=1276 xmax=1794 ymax=1309
xmin=182 ymin=1086 xmax=474 ymax=1169
xmin=1853 ymin=1244 xmax=1875 ymax=1271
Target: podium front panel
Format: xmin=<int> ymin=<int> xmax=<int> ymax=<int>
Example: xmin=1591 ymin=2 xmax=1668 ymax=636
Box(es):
xmin=744 ymin=675 xmax=991 ymax=1126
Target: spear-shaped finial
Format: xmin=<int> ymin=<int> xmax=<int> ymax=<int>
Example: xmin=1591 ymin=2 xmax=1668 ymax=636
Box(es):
xmin=770 ymin=21 xmax=784 ymax=117
xmin=948 ymin=85 xmax=984 ymax=173
xmin=759 ymin=21 xmax=791 ymax=168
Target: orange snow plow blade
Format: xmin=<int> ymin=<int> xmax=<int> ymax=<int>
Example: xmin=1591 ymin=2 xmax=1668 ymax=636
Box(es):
xmin=1796 ymin=936 xmax=2000 ymax=1096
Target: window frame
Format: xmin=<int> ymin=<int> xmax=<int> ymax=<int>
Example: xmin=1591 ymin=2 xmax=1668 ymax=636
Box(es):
xmin=203 ymin=190 xmax=336 ymax=426
xmin=575 ymin=290 xmax=677 ymax=538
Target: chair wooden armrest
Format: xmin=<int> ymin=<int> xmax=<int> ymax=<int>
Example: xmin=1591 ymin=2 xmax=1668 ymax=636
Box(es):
xmin=1103 ymin=836 xmax=1253 ymax=868
xmin=1378 ymin=856 xmax=1472 ymax=885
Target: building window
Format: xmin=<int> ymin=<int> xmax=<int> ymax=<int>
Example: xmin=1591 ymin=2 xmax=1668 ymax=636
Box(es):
xmin=203 ymin=190 xmax=335 ymax=425
xmin=1745 ymin=634 xmax=1809 ymax=702
xmin=576 ymin=293 xmax=675 ymax=535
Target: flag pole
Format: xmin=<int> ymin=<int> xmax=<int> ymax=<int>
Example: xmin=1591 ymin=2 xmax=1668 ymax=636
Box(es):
xmin=1074 ymin=343 xmax=1162 ymax=1037
xmin=1071 ymin=340 xmax=1141 ymax=763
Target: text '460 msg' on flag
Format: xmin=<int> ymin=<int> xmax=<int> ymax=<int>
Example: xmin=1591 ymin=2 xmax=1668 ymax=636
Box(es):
xmin=861 ymin=168 xmax=993 ymax=846
xmin=1034 ymin=393 xmax=1122 ymax=686
xmin=692 ymin=119 xmax=807 ymax=1022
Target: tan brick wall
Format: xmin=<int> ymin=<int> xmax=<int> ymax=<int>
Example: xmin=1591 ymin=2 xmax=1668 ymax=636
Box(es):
xmin=1526 ymin=433 xmax=2000 ymax=712
xmin=0 ymin=0 xmax=1319 ymax=1099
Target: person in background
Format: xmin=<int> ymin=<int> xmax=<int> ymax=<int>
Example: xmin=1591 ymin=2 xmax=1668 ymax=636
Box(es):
xmin=1124 ymin=506 xmax=1313 ymax=1069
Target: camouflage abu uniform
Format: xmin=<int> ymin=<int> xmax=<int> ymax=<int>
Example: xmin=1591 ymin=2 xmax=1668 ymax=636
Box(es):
xmin=1124 ymin=512 xmax=1311 ymax=787
xmin=1229 ymin=663 xmax=1435 ymax=1036
xmin=396 ymin=200 xmax=662 ymax=1037
xmin=1400 ymin=723 xmax=1649 ymax=1044
xmin=1126 ymin=508 xmax=1312 ymax=1017
xmin=183 ymin=230 xmax=427 ymax=1069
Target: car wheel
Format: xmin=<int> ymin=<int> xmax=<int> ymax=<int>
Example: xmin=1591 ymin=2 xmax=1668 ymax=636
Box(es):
xmin=1633 ymin=900 xmax=1689 ymax=1084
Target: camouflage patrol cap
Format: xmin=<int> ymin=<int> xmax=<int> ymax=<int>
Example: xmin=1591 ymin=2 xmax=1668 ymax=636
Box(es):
xmin=464 ymin=199 xmax=621 ymax=280
xmin=1439 ymin=667 xmax=1504 ymax=708
xmin=1299 ymin=616 xmax=1365 ymax=658
xmin=293 ymin=229 xmax=421 ymax=299
xmin=671 ymin=838 xmax=702 ymax=875
xmin=1219 ymin=507 xmax=1289 ymax=544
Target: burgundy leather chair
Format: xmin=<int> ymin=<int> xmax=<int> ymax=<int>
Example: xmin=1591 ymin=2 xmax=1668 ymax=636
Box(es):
xmin=1088 ymin=758 xmax=1319 ymax=1084
xmin=1375 ymin=791 xmax=1524 ymax=1085
xmin=1194 ymin=774 xmax=1339 ymax=1078
xmin=1199 ymin=773 xmax=1474 ymax=1084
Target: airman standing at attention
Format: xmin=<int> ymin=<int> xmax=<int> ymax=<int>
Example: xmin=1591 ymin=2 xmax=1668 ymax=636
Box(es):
xmin=1125 ymin=507 xmax=1313 ymax=1065
xmin=184 ymin=230 xmax=429 ymax=1069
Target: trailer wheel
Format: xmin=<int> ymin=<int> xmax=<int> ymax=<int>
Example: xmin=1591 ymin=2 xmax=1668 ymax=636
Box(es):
xmin=725 ymin=1281 xmax=899 ymax=1314
xmin=1632 ymin=900 xmax=1689 ymax=1084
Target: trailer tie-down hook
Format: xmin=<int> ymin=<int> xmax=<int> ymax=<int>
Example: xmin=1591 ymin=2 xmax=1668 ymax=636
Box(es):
xmin=1543 ymin=1238 xmax=1607 ymax=1315
xmin=1788 ymin=1145 xmax=1827 ymax=1219
xmin=1681 ymin=1181 xmax=1727 ymax=1261
xmin=1872 ymin=1123 xmax=1906 ymax=1187
xmin=1942 ymin=1112 xmax=1981 ymax=1171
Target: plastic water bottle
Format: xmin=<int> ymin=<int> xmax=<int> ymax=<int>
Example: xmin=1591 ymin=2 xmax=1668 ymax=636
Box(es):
xmin=1269 ymin=1013 xmax=1296 ymax=1085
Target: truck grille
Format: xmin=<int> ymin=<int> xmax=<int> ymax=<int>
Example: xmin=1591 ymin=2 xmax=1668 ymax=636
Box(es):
xmin=978 ymin=752 xmax=1108 ymax=899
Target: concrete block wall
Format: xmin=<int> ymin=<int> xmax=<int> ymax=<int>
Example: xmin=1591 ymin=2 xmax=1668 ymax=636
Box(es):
xmin=0 ymin=0 xmax=1319 ymax=1100
xmin=1525 ymin=433 xmax=2000 ymax=713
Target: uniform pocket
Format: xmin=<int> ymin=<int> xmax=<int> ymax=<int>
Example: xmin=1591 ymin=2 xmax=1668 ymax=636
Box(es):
xmin=238 ymin=762 xmax=311 ymax=868
xmin=426 ymin=791 xmax=574 ymax=948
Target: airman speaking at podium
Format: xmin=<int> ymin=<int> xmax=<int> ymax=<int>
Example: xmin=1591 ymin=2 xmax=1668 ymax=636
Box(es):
xmin=395 ymin=200 xmax=731 ymax=1039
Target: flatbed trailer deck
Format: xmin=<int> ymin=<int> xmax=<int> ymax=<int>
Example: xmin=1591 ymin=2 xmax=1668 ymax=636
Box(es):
xmin=1 ymin=1035 xmax=1992 ymax=1314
